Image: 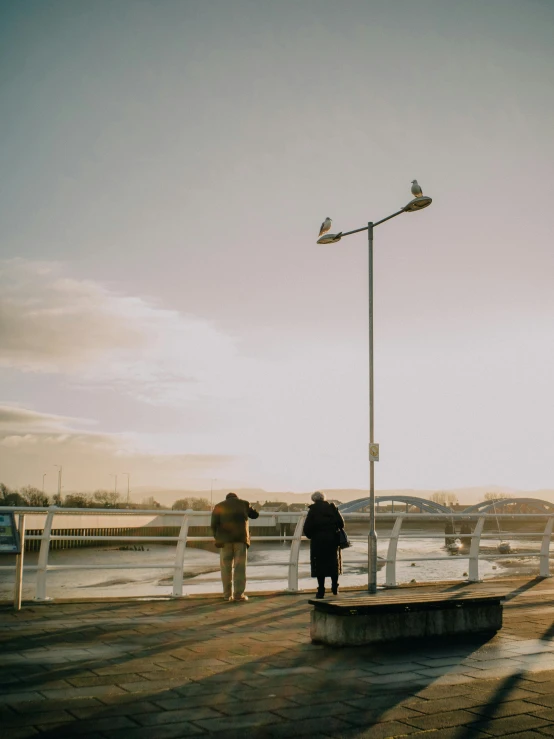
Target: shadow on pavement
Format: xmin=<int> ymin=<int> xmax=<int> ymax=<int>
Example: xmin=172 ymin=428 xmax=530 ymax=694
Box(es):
xmin=2 ymin=596 xmax=499 ymax=739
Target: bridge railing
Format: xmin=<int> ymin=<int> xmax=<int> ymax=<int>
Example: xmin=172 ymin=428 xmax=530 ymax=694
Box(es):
xmin=1 ymin=507 xmax=553 ymax=603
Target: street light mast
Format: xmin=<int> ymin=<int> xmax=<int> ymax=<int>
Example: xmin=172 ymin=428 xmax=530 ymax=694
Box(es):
xmin=53 ymin=465 xmax=62 ymax=505
xmin=122 ymin=473 xmax=131 ymax=505
xmin=316 ymin=190 xmax=433 ymax=593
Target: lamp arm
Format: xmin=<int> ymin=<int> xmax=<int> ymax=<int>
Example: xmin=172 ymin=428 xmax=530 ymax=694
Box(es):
xmin=339 ymin=208 xmax=406 ymax=238
xmin=373 ymin=208 xmax=406 ymax=227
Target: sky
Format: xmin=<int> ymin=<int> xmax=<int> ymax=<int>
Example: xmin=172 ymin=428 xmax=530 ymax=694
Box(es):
xmin=1 ymin=0 xmax=554 ymax=497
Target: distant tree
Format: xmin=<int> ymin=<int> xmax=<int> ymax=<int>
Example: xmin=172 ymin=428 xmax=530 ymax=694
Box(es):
xmin=63 ymin=493 xmax=92 ymax=508
xmin=92 ymin=489 xmax=122 ymax=508
xmin=194 ymin=497 xmax=211 ymax=511
xmin=484 ymin=492 xmax=512 ymax=502
xmin=0 ymin=483 xmax=25 ymax=506
xmin=172 ymin=499 xmax=188 ymax=510
xmin=19 ymin=486 xmax=51 ymax=507
xmin=141 ymin=496 xmax=162 ymax=509
xmin=430 ymin=491 xmax=458 ymax=508
xmin=172 ymin=497 xmax=211 ymax=511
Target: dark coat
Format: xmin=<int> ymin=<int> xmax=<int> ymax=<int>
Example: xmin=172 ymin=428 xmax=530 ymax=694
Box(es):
xmin=303 ymin=500 xmax=344 ymax=578
xmin=211 ymin=495 xmax=259 ymax=548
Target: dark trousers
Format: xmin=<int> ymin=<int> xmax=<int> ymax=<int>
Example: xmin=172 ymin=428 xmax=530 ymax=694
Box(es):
xmin=317 ymin=575 xmax=338 ymax=592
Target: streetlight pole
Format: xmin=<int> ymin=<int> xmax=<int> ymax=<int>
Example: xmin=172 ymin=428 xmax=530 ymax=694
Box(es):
xmin=316 ymin=191 xmax=432 ymax=593
xmin=122 ymin=473 xmax=130 ymax=506
xmin=110 ymin=474 xmax=118 ymax=497
xmin=54 ymin=465 xmax=62 ymax=505
xmin=367 ymin=221 xmax=377 ymax=594
xmin=42 ymin=473 xmax=47 ymax=494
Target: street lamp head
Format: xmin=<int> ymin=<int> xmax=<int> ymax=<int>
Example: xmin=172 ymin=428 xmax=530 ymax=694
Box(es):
xmin=403 ymin=196 xmax=432 ymax=212
xmin=316 ymin=232 xmax=343 ymax=244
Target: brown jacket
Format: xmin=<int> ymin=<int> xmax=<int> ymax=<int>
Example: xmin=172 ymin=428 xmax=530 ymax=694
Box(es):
xmin=211 ymin=494 xmax=259 ymax=547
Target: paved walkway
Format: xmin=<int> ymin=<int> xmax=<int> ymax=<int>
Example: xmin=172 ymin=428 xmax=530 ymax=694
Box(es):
xmin=2 ymin=578 xmax=554 ymax=738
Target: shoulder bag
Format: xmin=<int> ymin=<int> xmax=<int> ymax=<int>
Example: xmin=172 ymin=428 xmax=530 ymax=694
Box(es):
xmin=338 ymin=528 xmax=351 ymax=549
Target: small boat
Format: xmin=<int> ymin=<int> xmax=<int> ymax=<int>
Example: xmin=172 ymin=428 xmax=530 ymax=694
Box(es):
xmin=459 ymin=522 xmax=472 ymax=548
xmin=492 ymin=500 xmax=512 ymax=555
xmin=447 ymin=538 xmax=462 ymax=554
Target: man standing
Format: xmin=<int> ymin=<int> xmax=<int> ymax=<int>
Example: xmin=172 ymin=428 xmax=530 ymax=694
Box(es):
xmin=211 ymin=492 xmax=259 ymax=601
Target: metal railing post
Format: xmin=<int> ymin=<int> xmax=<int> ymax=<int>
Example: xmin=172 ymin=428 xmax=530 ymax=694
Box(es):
xmin=540 ymin=517 xmax=554 ymax=577
xmin=385 ymin=515 xmax=403 ymax=587
xmin=468 ymin=517 xmax=485 ymax=582
xmin=172 ymin=513 xmax=190 ymax=597
xmin=35 ymin=508 xmax=55 ymax=601
xmin=13 ymin=514 xmax=26 ymax=611
xmin=287 ymin=513 xmax=306 ymax=592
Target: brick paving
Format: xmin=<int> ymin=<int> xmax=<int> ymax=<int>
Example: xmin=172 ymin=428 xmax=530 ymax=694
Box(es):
xmin=2 ymin=578 xmax=554 ymax=737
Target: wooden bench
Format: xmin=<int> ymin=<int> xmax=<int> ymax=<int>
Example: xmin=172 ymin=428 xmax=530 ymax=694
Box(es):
xmin=309 ymin=592 xmax=504 ymax=646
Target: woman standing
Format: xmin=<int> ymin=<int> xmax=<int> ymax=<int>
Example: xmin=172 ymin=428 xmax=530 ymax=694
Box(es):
xmin=303 ymin=491 xmax=345 ymax=598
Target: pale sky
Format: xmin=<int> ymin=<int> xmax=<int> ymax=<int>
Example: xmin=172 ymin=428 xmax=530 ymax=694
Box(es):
xmin=1 ymin=0 xmax=554 ymax=496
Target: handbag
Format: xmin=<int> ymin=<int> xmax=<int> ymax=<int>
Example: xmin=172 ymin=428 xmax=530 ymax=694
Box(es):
xmin=338 ymin=528 xmax=351 ymax=549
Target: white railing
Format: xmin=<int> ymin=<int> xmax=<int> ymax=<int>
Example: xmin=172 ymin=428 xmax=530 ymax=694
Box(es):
xmin=380 ymin=513 xmax=554 ymax=585
xmin=1 ymin=507 xmax=554 ymax=606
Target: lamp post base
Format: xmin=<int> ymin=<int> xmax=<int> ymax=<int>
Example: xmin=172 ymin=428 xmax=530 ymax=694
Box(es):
xmin=368 ymin=531 xmax=378 ymax=594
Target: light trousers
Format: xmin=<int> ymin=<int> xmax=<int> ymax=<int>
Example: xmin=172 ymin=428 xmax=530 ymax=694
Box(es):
xmin=219 ymin=542 xmax=247 ymax=599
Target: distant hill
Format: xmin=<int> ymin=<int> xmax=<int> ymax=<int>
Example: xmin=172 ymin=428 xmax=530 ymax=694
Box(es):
xmin=127 ymin=485 xmax=554 ymax=507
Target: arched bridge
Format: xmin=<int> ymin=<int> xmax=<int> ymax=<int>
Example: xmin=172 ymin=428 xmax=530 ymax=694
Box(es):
xmin=338 ymin=495 xmax=452 ymax=515
xmin=462 ymin=498 xmax=554 ymax=514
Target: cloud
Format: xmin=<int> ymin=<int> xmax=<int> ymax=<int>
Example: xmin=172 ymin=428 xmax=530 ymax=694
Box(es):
xmin=0 ymin=259 xmax=242 ymax=406
xmin=0 ymin=404 xmax=235 ymax=490
xmin=2 ymin=261 xmax=438 ymax=491
xmin=0 ymin=259 xmax=144 ymax=370
xmin=0 ymin=405 xmax=82 ymax=432
xmin=1 ymin=262 xmax=371 ymax=490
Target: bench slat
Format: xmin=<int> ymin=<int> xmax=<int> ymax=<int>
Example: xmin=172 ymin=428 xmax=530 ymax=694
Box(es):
xmin=309 ymin=592 xmax=504 ymax=615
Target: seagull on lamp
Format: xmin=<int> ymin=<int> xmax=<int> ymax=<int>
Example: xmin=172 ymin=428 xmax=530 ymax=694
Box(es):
xmin=318 ymin=217 xmax=332 ymax=237
xmin=411 ymin=180 xmax=423 ymax=198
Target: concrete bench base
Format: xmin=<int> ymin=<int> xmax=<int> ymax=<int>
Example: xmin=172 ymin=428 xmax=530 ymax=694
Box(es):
xmin=310 ymin=593 xmax=504 ymax=647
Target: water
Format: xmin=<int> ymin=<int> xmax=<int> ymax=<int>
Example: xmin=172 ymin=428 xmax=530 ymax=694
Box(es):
xmin=0 ymin=531 xmax=544 ymax=601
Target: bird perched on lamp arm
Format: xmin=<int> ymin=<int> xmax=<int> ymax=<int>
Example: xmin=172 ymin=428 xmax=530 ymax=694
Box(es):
xmin=318 ymin=217 xmax=332 ymax=237
xmin=411 ymin=180 xmax=423 ymax=197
